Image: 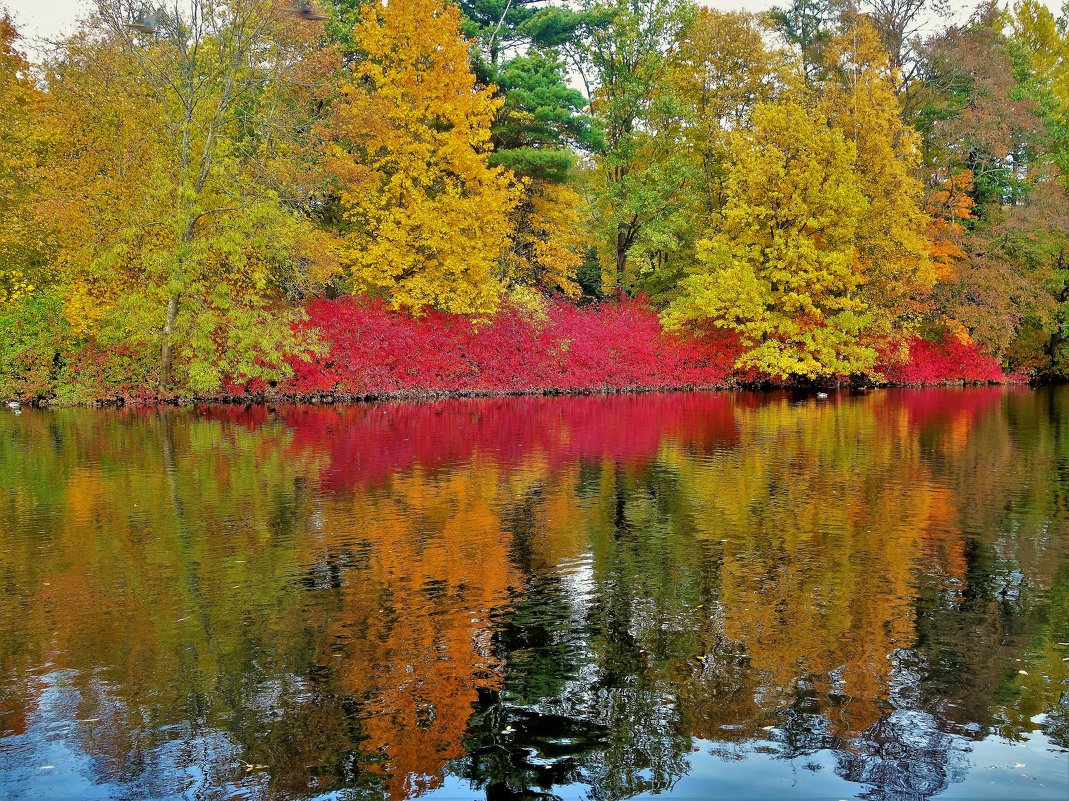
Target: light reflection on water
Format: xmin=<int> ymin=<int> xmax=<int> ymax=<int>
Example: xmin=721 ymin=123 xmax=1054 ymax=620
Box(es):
xmin=0 ymin=388 xmax=1067 ymax=800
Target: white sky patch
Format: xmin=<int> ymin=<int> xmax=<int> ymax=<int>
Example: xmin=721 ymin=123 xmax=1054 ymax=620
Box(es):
xmin=2 ymin=0 xmax=1065 ymax=61
xmin=3 ymin=0 xmax=91 ymax=60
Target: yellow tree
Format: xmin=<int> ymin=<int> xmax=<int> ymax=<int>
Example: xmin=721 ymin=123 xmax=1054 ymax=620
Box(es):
xmin=325 ymin=0 xmax=520 ymax=316
xmin=503 ymin=180 xmax=587 ymax=298
xmin=0 ymin=12 xmax=45 ymax=305
xmin=664 ymin=98 xmax=874 ymax=380
xmin=1009 ymin=0 xmax=1069 ymax=186
xmin=1010 ymin=0 xmax=1069 ymax=111
xmin=818 ymin=18 xmax=936 ymax=338
xmin=42 ymin=1 xmax=336 ymax=394
xmin=668 ymin=9 xmax=787 ymax=216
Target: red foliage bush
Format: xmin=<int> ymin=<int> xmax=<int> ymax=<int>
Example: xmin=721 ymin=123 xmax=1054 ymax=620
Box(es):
xmin=881 ymin=334 xmax=1006 ymax=385
xmin=215 ymin=298 xmax=1013 ymax=399
xmin=283 ymin=296 xmax=742 ymax=396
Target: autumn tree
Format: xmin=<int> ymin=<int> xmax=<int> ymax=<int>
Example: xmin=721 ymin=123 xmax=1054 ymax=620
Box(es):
xmin=913 ymin=3 xmax=1069 ymax=374
xmin=912 ymin=4 xmax=1039 ymax=209
xmin=325 ymin=0 xmax=519 ymax=316
xmin=924 ymin=169 xmax=975 ymax=283
xmin=1006 ymin=1 xmax=1069 ymax=373
xmin=669 ymin=9 xmax=787 ymax=217
xmin=0 ymin=13 xmax=46 ymax=306
xmin=664 ymin=99 xmax=874 ymax=380
xmin=818 ymin=18 xmax=935 ymax=339
xmin=934 ymin=182 xmax=1068 ymax=367
xmin=0 ymin=13 xmax=68 ymax=400
xmin=41 ymin=0 xmax=336 ymax=394
xmin=1009 ymin=0 xmax=1069 ymax=184
xmin=502 ymin=181 xmax=589 ymax=297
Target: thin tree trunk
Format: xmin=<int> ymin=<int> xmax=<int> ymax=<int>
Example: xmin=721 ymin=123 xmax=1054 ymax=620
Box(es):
xmin=160 ymin=294 xmax=180 ymax=390
xmin=1046 ymin=283 xmax=1069 ymax=367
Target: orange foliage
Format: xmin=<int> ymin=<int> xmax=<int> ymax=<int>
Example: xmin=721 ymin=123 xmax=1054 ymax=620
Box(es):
xmin=320 ymin=466 xmax=518 ymax=798
xmin=926 ymin=170 xmax=977 ymax=280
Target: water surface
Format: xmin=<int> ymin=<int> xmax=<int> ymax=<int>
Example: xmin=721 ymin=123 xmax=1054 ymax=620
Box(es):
xmin=1 ymin=388 xmax=1067 ymax=800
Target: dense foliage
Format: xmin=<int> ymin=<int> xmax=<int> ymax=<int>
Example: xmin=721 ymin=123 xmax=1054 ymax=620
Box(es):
xmin=1 ymin=0 xmax=1066 ymax=401
xmin=281 ymin=296 xmax=742 ymax=395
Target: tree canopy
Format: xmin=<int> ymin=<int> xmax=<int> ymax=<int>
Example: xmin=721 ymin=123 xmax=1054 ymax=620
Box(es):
xmin=1 ymin=0 xmax=1068 ymax=398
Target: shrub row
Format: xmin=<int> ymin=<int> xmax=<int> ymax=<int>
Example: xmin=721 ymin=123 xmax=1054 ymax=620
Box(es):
xmin=277 ymin=297 xmax=1008 ymax=397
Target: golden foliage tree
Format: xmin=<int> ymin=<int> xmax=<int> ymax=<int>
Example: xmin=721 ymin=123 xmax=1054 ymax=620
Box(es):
xmin=818 ymin=18 xmax=936 ymax=336
xmin=325 ymin=0 xmax=520 ymax=316
xmin=669 ymin=9 xmax=787 ymax=216
xmin=1010 ymin=0 xmax=1069 ymax=116
xmin=664 ymin=99 xmax=874 ymax=380
xmin=503 ymin=180 xmax=587 ymax=297
xmin=0 ymin=13 xmax=46 ymax=305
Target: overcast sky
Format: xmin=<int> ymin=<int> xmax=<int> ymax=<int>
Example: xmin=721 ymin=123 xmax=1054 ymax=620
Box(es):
xmin=2 ymin=0 xmax=1062 ymax=58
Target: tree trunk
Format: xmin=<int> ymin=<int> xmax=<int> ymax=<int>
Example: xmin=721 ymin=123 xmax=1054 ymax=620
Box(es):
xmin=1046 ymin=281 xmax=1069 ymax=369
xmin=616 ymin=224 xmax=629 ymax=295
xmin=160 ymin=294 xmax=180 ymax=390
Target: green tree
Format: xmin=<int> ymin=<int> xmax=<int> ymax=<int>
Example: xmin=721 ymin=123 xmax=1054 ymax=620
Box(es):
xmin=1005 ymin=1 xmax=1069 ymax=374
xmin=489 ymin=51 xmax=602 ymax=182
xmin=578 ymin=0 xmax=697 ymax=292
xmin=456 ymin=0 xmax=544 ymax=73
xmin=452 ymin=4 xmax=606 ymax=300
xmin=450 ymin=0 xmax=606 ymax=177
xmin=768 ymin=0 xmax=840 ymax=81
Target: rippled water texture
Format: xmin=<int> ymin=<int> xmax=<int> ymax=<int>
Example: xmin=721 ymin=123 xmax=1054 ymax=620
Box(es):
xmin=1 ymin=388 xmax=1067 ymax=801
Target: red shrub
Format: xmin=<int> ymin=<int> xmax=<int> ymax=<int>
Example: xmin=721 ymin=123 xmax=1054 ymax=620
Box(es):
xmin=283 ymin=296 xmax=743 ymax=396
xmin=218 ymin=298 xmax=1013 ymax=398
xmin=881 ymin=334 xmax=1006 ymax=385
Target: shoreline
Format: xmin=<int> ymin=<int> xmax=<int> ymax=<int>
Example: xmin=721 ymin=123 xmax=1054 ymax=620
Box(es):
xmin=9 ymin=377 xmax=1024 ymax=410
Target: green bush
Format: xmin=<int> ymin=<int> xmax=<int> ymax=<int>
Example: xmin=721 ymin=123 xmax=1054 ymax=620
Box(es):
xmin=0 ymin=291 xmax=70 ymax=400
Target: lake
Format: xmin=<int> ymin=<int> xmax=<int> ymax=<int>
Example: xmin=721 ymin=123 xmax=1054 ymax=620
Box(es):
xmin=0 ymin=388 xmax=1067 ymax=801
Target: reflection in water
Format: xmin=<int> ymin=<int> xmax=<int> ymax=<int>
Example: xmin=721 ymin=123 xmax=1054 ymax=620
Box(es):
xmin=0 ymin=389 xmax=1067 ymax=800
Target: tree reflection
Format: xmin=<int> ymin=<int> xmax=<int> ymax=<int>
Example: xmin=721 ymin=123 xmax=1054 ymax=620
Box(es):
xmin=0 ymin=389 xmax=1067 ymax=800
